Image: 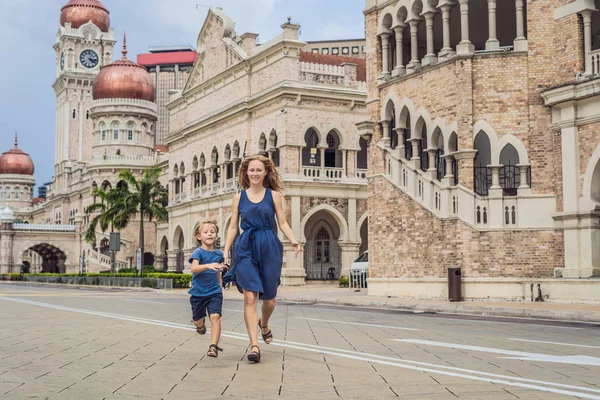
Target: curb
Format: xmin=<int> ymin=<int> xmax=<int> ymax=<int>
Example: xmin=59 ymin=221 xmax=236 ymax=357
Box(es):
xmin=275 ymin=295 xmax=600 ymax=324
xmin=1 ymin=281 xmax=156 ymax=293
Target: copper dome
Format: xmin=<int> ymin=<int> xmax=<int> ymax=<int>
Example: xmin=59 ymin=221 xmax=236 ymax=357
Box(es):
xmin=60 ymin=0 xmax=110 ymax=32
xmin=0 ymin=136 xmax=35 ymax=176
xmin=92 ymin=35 xmax=155 ymax=102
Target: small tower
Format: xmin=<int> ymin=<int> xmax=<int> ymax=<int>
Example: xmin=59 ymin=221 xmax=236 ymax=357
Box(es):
xmin=54 ymin=0 xmax=117 ymax=165
xmin=89 ymin=34 xmax=157 ymax=165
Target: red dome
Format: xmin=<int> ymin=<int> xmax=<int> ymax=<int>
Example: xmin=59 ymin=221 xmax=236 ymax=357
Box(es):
xmin=92 ymin=36 xmax=155 ymax=102
xmin=0 ymin=137 xmax=34 ymax=176
xmin=60 ymin=0 xmax=110 ymax=32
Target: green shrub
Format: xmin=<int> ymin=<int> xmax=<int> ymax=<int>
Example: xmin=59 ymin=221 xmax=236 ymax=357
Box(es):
xmin=0 ymin=274 xmax=23 ymax=281
xmin=338 ymin=276 xmax=349 ymax=288
xmin=146 ymin=273 xmax=191 ymax=288
xmin=117 ymin=268 xmax=138 ymax=274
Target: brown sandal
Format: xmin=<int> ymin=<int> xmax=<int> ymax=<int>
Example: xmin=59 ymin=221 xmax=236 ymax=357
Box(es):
xmin=247 ymin=345 xmax=261 ymax=363
xmin=193 ymin=319 xmax=206 ymax=335
xmin=258 ymin=318 xmax=273 ymax=344
xmin=207 ymin=344 xmax=223 ymax=358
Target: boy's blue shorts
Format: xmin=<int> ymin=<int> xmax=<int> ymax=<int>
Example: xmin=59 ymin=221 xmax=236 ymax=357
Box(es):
xmin=190 ymin=293 xmax=223 ymax=321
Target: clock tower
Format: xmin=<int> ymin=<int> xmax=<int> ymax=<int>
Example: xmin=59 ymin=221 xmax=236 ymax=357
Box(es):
xmin=53 ymin=0 xmax=116 ymax=167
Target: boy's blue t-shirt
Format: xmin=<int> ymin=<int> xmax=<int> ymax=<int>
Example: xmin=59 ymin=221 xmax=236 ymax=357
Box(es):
xmin=188 ymin=247 xmax=224 ymax=297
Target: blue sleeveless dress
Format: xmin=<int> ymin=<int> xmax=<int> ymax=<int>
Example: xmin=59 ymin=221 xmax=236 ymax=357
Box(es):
xmin=224 ymin=189 xmax=284 ymax=300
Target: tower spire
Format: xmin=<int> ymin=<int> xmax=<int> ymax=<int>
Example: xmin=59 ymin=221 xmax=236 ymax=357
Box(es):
xmin=14 ymin=133 xmax=18 ymax=148
xmin=121 ymin=32 xmax=128 ymax=60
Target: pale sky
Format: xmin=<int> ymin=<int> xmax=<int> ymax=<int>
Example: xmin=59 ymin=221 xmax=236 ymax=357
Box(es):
xmin=0 ymin=0 xmax=366 ymax=193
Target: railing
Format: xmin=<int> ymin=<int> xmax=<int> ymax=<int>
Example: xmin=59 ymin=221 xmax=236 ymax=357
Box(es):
xmin=88 ymin=250 xmax=128 ymax=270
xmin=474 ymin=165 xmax=491 ymax=196
xmin=436 ymin=152 xmax=446 ymax=181
xmin=91 ymin=98 xmax=158 ymax=112
xmin=589 ymin=49 xmax=600 ymax=75
xmin=499 ymin=163 xmax=519 ymax=197
xmin=224 ymin=178 xmax=237 ymax=191
xmin=13 ymin=223 xmax=75 ymax=232
xmin=356 ymin=169 xmax=368 ymax=179
xmin=300 ymin=62 xmax=345 ymax=77
xmin=302 ymin=166 xmax=345 ymax=180
xmin=91 ymin=155 xmax=157 ymax=161
xmin=24 ymin=275 xmax=173 ymax=290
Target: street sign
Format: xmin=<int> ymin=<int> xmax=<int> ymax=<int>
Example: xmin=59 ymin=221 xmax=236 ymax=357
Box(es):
xmin=109 ymin=232 xmax=121 ymax=251
xmin=136 ymin=248 xmax=142 ymax=273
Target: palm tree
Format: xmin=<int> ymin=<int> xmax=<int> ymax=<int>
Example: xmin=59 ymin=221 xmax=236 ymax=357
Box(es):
xmin=85 ymin=186 xmax=131 ymax=246
xmin=118 ymin=166 xmax=168 ymax=270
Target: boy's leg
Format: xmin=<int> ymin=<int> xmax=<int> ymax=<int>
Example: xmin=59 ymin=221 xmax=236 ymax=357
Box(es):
xmin=190 ymin=296 xmax=207 ymax=334
xmin=207 ymin=293 xmax=223 ymax=345
xmin=209 ymin=313 xmax=221 ymax=345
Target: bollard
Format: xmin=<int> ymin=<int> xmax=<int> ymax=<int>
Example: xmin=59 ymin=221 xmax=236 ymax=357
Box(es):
xmin=448 ymin=267 xmax=462 ymax=301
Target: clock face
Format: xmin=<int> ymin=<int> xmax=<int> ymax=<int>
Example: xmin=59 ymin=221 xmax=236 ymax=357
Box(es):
xmin=60 ymin=52 xmax=65 ymax=70
xmin=80 ymin=49 xmax=99 ymax=69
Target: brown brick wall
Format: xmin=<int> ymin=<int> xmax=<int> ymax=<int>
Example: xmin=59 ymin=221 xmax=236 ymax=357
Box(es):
xmin=369 ymin=176 xmax=563 ymax=278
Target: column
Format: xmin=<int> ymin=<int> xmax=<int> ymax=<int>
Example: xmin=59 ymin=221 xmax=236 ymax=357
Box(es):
xmin=392 ymin=25 xmax=405 ymax=76
xmin=319 ymin=146 xmax=326 ymax=175
xmin=381 ymin=120 xmax=391 ymax=147
xmin=517 ymin=164 xmax=530 ymax=189
xmin=439 ymin=4 xmax=456 ymax=59
xmin=379 ymin=33 xmax=391 ymax=78
xmin=407 ymin=19 xmax=421 ymax=72
xmin=489 ymin=165 xmax=502 ymax=189
xmin=342 ymin=149 xmax=348 ymax=178
xmin=78 ymin=101 xmax=84 ymax=161
xmin=486 ymin=0 xmax=499 ymax=50
xmin=422 ymin=11 xmax=438 ymax=66
xmin=409 ymin=138 xmax=421 ymax=168
xmin=395 ymin=128 xmax=405 ymax=153
xmin=457 ymin=0 xmax=474 ymax=55
xmin=427 ymin=149 xmax=438 ymax=172
xmin=514 ymin=0 xmax=528 ymax=51
xmin=582 ymin=10 xmax=593 ymax=75
xmin=63 ymin=100 xmax=70 ymax=162
xmin=280 ymin=195 xmax=306 ymax=285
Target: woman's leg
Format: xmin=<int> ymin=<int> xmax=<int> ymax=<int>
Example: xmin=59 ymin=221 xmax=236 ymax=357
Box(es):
xmin=243 ymin=290 xmax=259 ymax=347
xmin=260 ymin=299 xmax=276 ymax=333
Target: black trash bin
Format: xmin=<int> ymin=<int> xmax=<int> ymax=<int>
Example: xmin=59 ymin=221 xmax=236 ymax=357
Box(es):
xmin=448 ymin=267 xmax=462 ymax=301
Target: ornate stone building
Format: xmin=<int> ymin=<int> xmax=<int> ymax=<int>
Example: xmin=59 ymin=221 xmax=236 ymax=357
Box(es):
xmin=1 ymin=2 xmax=369 ymax=283
xmin=158 ymin=9 xmax=369 ymax=284
xmin=0 ymin=0 xmax=163 ymax=274
xmin=360 ymin=0 xmax=600 ymax=301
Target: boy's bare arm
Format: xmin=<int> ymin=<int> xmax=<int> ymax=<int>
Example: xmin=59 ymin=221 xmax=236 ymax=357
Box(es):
xmin=190 ymin=260 xmax=221 ymax=274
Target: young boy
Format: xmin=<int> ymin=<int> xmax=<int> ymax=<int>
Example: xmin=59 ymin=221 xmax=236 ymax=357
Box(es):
xmin=189 ymin=220 xmax=225 ymax=357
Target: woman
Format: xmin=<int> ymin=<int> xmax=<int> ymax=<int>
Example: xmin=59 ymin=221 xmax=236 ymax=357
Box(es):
xmin=223 ymin=155 xmax=301 ymax=363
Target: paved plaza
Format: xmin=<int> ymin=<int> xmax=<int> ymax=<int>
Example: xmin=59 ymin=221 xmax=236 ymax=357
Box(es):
xmin=1 ymin=283 xmax=600 ymax=399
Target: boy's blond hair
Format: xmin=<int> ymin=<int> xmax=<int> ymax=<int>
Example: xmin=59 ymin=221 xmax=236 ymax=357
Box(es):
xmin=194 ymin=220 xmax=219 ymax=245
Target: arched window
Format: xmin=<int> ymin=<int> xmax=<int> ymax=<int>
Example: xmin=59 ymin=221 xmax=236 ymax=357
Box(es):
xmin=357 ymin=137 xmax=368 ymax=172
xmin=499 ymin=144 xmax=520 ymax=196
xmin=14 ymin=187 xmax=20 ymax=199
xmin=211 ymin=148 xmax=220 ymax=184
xmin=225 ymin=145 xmax=233 ymax=179
xmin=258 ymin=134 xmax=267 ymax=156
xmin=99 ymin=122 xmax=107 ymax=141
xmin=302 ymin=128 xmax=320 ymax=166
xmin=403 ymin=114 xmax=412 ymax=160
xmin=111 ymin=121 xmax=119 ymax=140
xmin=269 ymin=131 xmax=280 ymax=167
xmin=473 ymin=131 xmax=492 ymax=196
xmin=324 ymin=131 xmax=342 ymax=168
xmin=127 ymin=122 xmax=134 ymax=141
